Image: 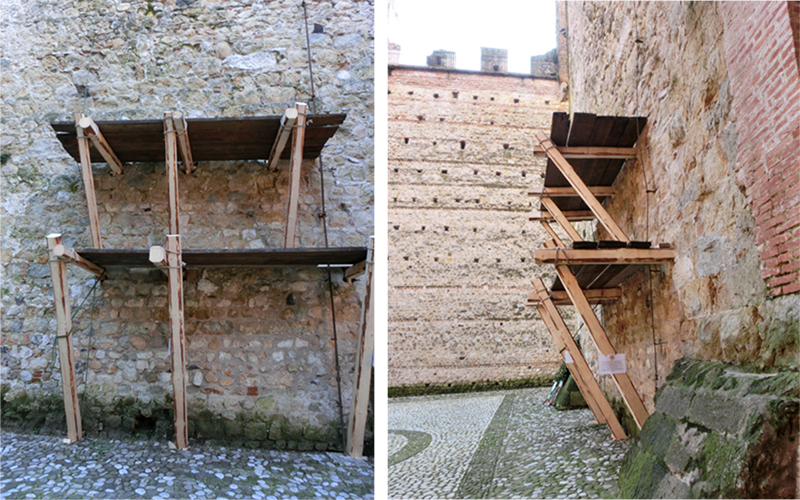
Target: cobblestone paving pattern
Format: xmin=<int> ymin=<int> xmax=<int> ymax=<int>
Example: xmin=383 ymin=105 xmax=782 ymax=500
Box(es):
xmin=389 ymin=388 xmax=629 ymax=499
xmin=388 ymin=392 xmax=505 ymax=498
xmin=0 ymin=432 xmax=373 ymax=499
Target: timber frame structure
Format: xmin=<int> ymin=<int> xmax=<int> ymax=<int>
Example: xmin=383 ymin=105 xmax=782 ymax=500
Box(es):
xmin=527 ymin=112 xmax=675 ymax=441
xmin=46 ymin=104 xmax=374 ymax=458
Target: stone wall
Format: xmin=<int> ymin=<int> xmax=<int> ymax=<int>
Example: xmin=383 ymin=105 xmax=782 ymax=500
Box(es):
xmin=563 ymin=0 xmax=799 ymax=415
xmin=387 ymin=67 xmax=569 ymax=388
xmin=0 ymin=0 xmax=373 ymax=450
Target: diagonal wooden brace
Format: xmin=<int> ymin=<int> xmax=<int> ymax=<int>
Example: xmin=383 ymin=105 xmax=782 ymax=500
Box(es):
xmin=268 ymin=107 xmax=299 ymax=170
xmin=540 ymin=197 xmax=583 ymax=243
xmin=172 ymin=112 xmax=195 ymax=174
xmin=284 ymin=102 xmax=307 ymax=248
xmin=77 ymin=115 xmax=123 ymax=175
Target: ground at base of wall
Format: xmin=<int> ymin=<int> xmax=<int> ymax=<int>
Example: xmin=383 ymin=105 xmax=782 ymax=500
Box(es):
xmin=618 ymin=357 xmax=799 ymax=499
xmin=387 ymin=373 xmax=555 ymax=398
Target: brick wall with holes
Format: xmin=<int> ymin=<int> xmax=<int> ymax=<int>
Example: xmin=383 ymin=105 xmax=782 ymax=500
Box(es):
xmin=388 ymin=67 xmax=570 ymax=387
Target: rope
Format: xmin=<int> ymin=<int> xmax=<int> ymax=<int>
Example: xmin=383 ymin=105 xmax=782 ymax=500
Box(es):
xmin=301 ymin=0 xmax=346 ymax=449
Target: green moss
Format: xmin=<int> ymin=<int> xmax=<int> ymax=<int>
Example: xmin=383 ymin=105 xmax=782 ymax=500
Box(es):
xmin=699 ymin=433 xmax=746 ymax=497
xmin=388 ymin=373 xmax=555 ymax=398
xmin=618 ymin=447 xmax=668 ymax=498
xmin=0 ymin=152 xmax=11 ymax=165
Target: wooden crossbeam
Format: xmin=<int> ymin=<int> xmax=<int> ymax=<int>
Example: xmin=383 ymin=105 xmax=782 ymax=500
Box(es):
xmin=530 ymin=210 xmax=595 ymax=221
xmin=77 ymin=115 xmax=123 ymax=175
xmin=532 ymin=145 xmax=637 ymax=159
xmin=531 ymin=278 xmax=626 ymax=440
xmin=172 ymin=111 xmax=195 ymax=174
xmin=52 ymin=244 xmax=105 ymax=278
xmin=541 ymin=240 xmax=650 ymax=429
xmin=344 ymin=260 xmax=367 ymax=283
xmin=164 ymin=113 xmax=181 ymax=235
xmin=540 ymin=197 xmax=583 ymax=242
xmin=527 ymin=287 xmax=622 ymax=305
xmin=534 ymin=247 xmax=677 ymax=265
xmin=166 ymin=235 xmax=188 ymax=449
xmin=534 ymin=130 xmax=629 ymax=242
xmin=540 ymin=221 xmax=566 ymax=247
xmin=284 ymin=102 xmax=307 ymax=248
xmin=347 ymin=236 xmax=374 ymax=458
xmin=268 ymin=107 xmax=299 ymax=170
xmin=46 ymin=234 xmax=83 ymax=443
xmin=529 ymin=186 xmax=615 ymax=197
xmin=74 ymin=114 xmax=103 ymax=249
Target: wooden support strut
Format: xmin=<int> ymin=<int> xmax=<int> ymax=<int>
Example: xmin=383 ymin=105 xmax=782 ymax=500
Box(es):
xmin=534 ymin=247 xmax=677 ymax=265
xmin=542 ymin=240 xmax=650 ymax=429
xmin=172 ymin=111 xmax=195 ymax=174
xmin=528 ymin=186 xmax=615 ymax=198
xmin=527 ymin=287 xmax=621 ymax=305
xmin=77 ymin=115 xmax=123 ymax=175
xmin=540 ymin=197 xmax=583 ymax=243
xmin=268 ymin=107 xmax=299 ymax=170
xmin=534 ymin=130 xmax=630 ymax=242
xmin=52 ymin=244 xmax=105 ymax=278
xmin=284 ymin=103 xmax=307 ymax=248
xmin=531 ymin=277 xmax=626 ymax=440
xmin=344 ymin=260 xmax=367 ymax=283
xmin=530 ymin=210 xmax=596 ymax=222
xmin=164 ymin=113 xmax=180 ymax=235
xmin=347 ymin=236 xmax=374 ymax=458
xmin=532 ymin=145 xmax=638 ymax=159
xmin=166 ymin=235 xmax=188 ymax=449
xmin=74 ymin=113 xmax=103 ymax=249
xmin=46 ymin=234 xmax=83 ymax=443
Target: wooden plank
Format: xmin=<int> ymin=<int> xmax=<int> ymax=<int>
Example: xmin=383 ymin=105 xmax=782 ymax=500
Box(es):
xmin=534 ymin=248 xmax=676 ymax=265
xmin=268 ymin=107 xmax=298 ymax=170
xmin=530 ymin=210 xmax=595 ymax=222
xmin=77 ymin=116 xmax=123 ymax=175
xmin=535 ymin=130 xmax=630 ymax=242
xmin=52 ymin=244 xmax=105 ymax=277
xmin=344 ymin=260 xmax=367 ymax=283
xmin=347 ymin=236 xmax=374 ymax=458
xmin=284 ymin=103 xmax=307 ymax=248
xmin=75 ymin=113 xmax=103 ymax=249
xmin=532 ymin=145 xmax=637 ymax=159
xmin=539 ymin=222 xmax=566 ymax=248
xmin=149 ymin=246 xmax=168 ymax=276
xmin=46 ymin=234 xmax=83 ymax=443
xmin=166 ymin=235 xmax=188 ymax=449
xmin=527 ymin=287 xmax=621 ymax=305
xmin=164 ymin=113 xmax=180 ymax=235
xmin=532 ymin=278 xmax=627 ymax=440
xmin=529 ymin=186 xmax=615 ymax=197
xmin=540 ymin=197 xmax=583 ymax=242
xmin=173 ymin=111 xmax=195 ymax=174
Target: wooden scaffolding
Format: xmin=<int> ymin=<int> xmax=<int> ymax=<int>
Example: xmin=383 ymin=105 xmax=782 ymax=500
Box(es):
xmin=527 ymin=113 xmax=675 ymax=440
xmin=46 ymin=105 xmax=374 ymax=458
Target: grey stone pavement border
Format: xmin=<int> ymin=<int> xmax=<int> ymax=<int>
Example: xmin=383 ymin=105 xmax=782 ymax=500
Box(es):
xmin=0 ymin=431 xmax=373 ymax=499
xmin=389 ymin=387 xmax=630 ymax=499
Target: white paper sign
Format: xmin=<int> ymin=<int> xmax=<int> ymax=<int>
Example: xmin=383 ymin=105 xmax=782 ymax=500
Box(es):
xmin=563 ymin=351 xmax=574 ymax=364
xmin=598 ymin=353 xmax=626 ymax=375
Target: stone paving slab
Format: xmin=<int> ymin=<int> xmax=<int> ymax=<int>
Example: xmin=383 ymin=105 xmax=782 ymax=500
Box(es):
xmin=0 ymin=432 xmax=373 ymax=500
xmin=388 ymin=387 xmax=629 ymax=499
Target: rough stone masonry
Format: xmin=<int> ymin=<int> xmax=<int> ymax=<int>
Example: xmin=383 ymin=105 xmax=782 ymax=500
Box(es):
xmin=0 ymin=0 xmax=374 ymax=451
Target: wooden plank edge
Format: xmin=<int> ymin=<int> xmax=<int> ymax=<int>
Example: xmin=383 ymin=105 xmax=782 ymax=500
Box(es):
xmin=527 ymin=287 xmax=622 ymax=305
xmin=533 ymin=248 xmax=677 ymax=265
xmin=530 ymin=210 xmax=596 ymax=221
xmin=529 ymin=186 xmax=615 ymax=197
xmin=532 ymin=145 xmax=638 ymax=159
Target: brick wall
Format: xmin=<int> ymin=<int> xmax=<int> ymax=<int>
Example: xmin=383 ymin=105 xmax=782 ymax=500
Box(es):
xmin=388 ymin=67 xmax=569 ymax=387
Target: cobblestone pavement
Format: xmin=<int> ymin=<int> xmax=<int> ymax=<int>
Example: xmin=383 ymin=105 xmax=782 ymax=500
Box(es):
xmin=0 ymin=432 xmax=373 ymax=499
xmin=388 ymin=388 xmax=630 ymax=499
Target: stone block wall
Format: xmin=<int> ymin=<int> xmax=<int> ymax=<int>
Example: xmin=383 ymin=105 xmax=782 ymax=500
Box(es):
xmin=0 ymin=0 xmax=373 ymax=449
xmin=388 ymin=67 xmax=569 ymax=387
xmin=563 ymin=0 xmax=799 ymax=415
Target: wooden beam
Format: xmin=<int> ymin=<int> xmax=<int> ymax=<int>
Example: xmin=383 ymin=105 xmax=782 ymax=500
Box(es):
xmin=534 ymin=130 xmax=630 ymax=242
xmin=74 ymin=113 xmax=103 ymax=249
xmin=268 ymin=107 xmax=299 ymax=170
xmin=527 ymin=287 xmax=622 ymax=305
xmin=284 ymin=102 xmax=307 ymax=248
xmin=347 ymin=236 xmax=374 ymax=458
xmin=166 ymin=235 xmax=188 ymax=449
xmin=52 ymin=244 xmax=105 ymax=278
xmin=149 ymin=246 xmax=168 ymax=276
xmin=530 ymin=210 xmax=595 ymax=221
xmin=529 ymin=186 xmax=615 ymax=197
xmin=532 ymin=145 xmax=638 ymax=159
xmin=540 ymin=197 xmax=583 ymax=242
xmin=164 ymin=113 xmax=180 ymax=235
xmin=344 ymin=260 xmax=367 ymax=283
xmin=531 ymin=278 xmax=626 ymax=440
xmin=173 ymin=111 xmax=195 ymax=174
xmin=540 ymin=221 xmax=566 ymax=247
xmin=534 ymin=247 xmax=677 ymax=265
xmin=46 ymin=234 xmax=83 ymax=443
xmin=77 ymin=116 xmax=123 ymax=175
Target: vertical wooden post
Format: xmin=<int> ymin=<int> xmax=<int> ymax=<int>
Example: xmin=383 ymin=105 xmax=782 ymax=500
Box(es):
xmin=284 ymin=102 xmax=307 ymax=248
xmin=164 ymin=113 xmax=180 ymax=235
xmin=166 ymin=234 xmax=188 ymax=449
xmin=47 ymin=234 xmax=83 ymax=442
xmin=347 ymin=236 xmax=374 ymax=458
xmin=74 ymin=114 xmax=102 ymax=249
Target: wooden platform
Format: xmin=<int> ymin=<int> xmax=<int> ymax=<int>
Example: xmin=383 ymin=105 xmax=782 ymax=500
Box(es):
xmin=541 ymin=112 xmax=646 ymax=213
xmin=51 ymin=114 xmax=346 ymax=164
xmin=76 ymin=247 xmax=367 ymax=268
